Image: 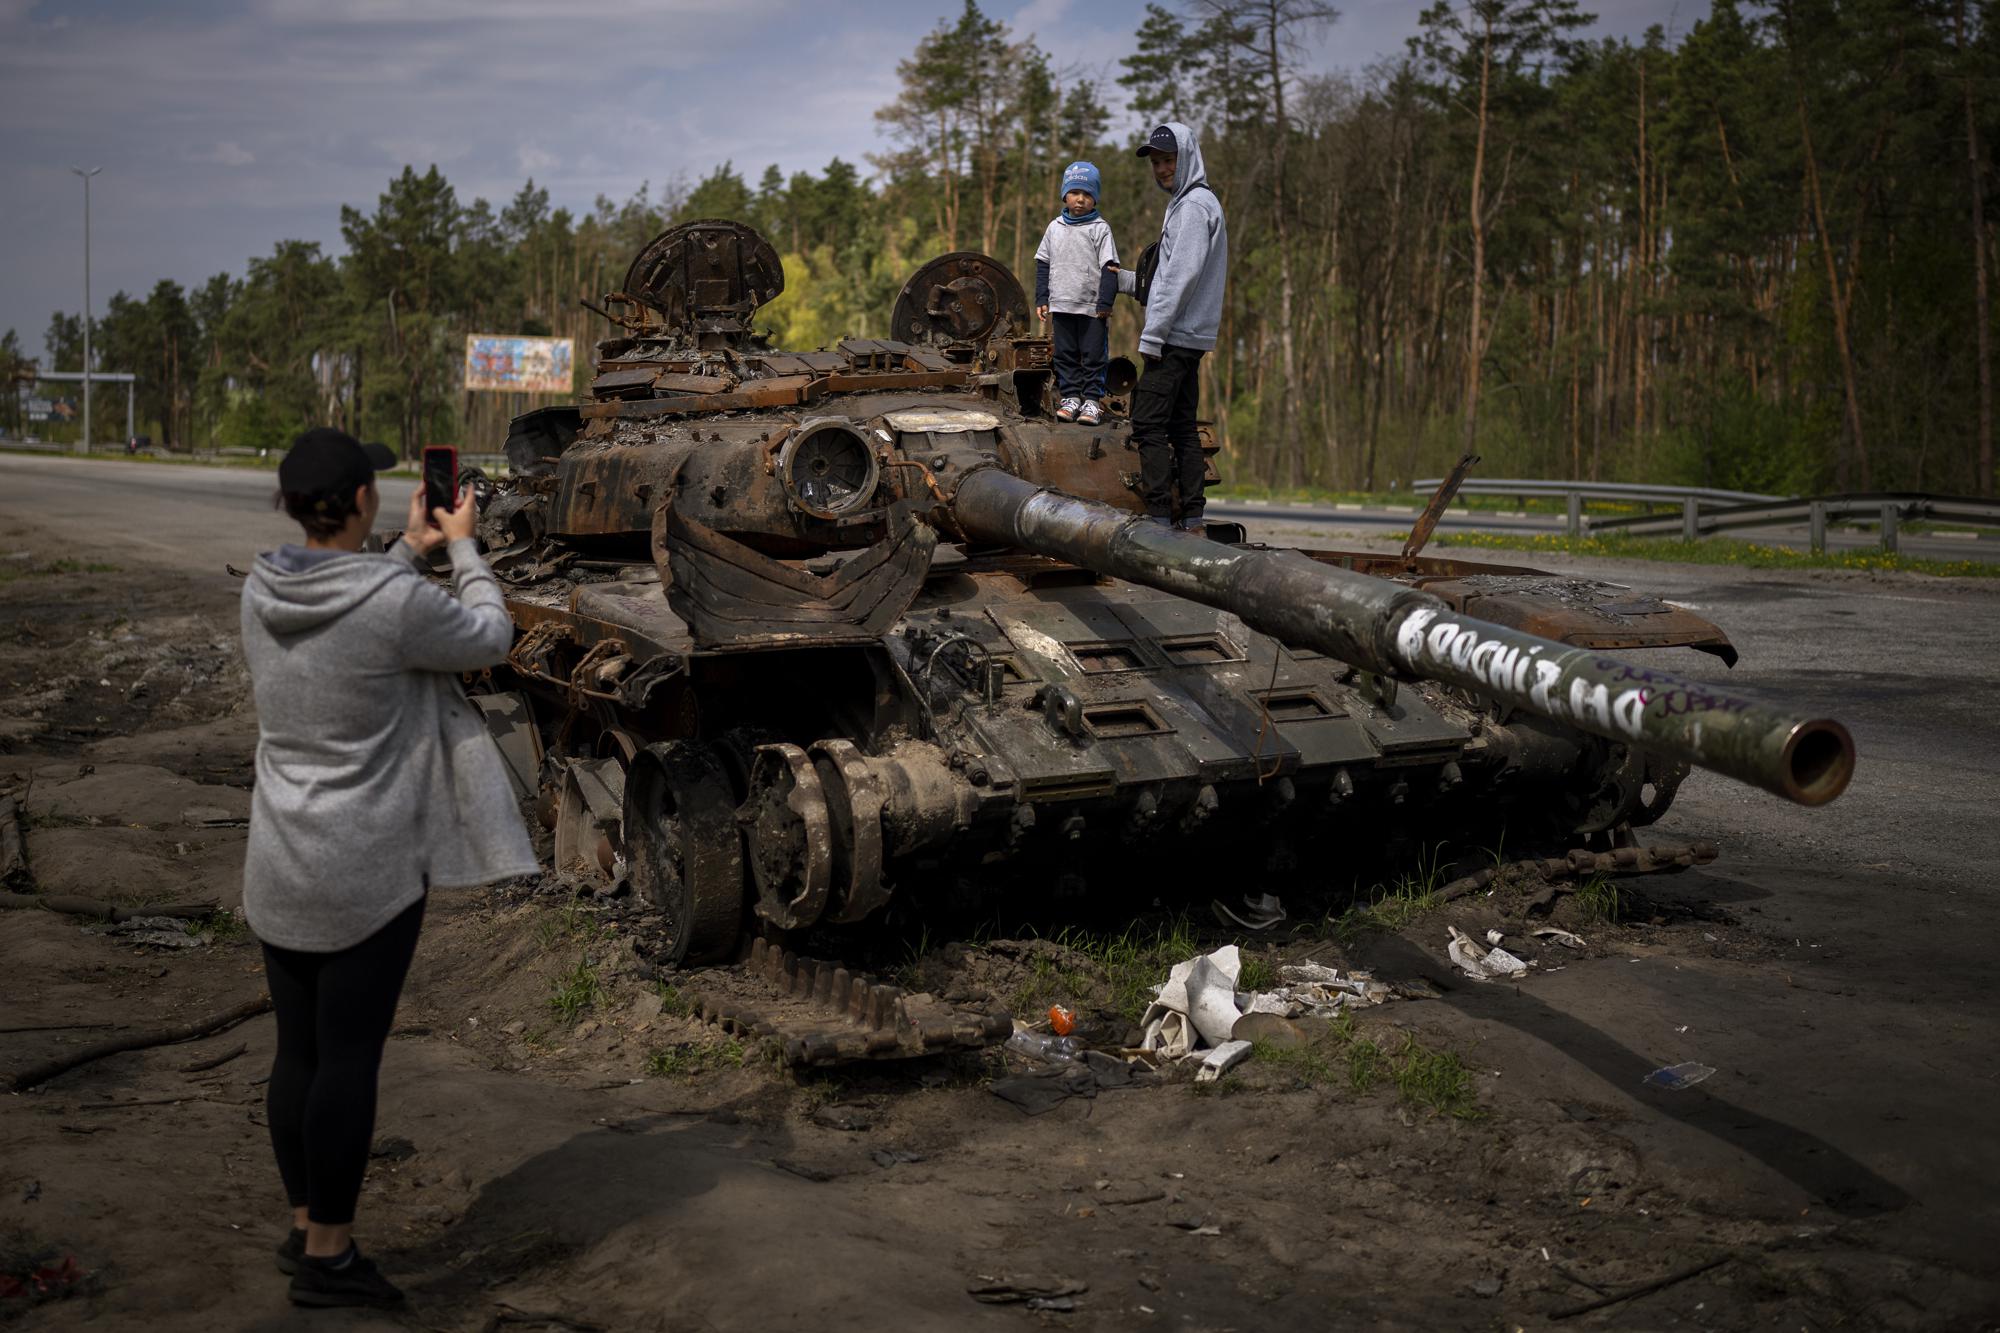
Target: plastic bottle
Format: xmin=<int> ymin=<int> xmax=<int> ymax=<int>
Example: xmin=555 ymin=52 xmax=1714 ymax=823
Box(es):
xmin=1005 ymin=1029 xmax=1080 ymax=1063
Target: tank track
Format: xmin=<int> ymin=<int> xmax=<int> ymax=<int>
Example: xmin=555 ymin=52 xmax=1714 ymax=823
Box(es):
xmin=688 ymin=937 xmax=1013 ymax=1067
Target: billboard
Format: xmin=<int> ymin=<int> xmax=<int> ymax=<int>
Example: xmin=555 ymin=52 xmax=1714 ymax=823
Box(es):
xmin=465 ymin=334 xmax=573 ymax=394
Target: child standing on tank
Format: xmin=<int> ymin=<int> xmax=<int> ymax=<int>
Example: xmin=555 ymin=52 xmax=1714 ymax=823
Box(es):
xmin=1034 ymin=161 xmax=1120 ymax=425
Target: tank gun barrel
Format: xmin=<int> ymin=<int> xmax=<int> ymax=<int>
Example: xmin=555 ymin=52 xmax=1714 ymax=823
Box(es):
xmin=949 ymin=466 xmax=1853 ymax=807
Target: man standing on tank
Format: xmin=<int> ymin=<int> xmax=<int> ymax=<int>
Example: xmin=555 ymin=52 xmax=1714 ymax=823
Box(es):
xmin=1119 ymin=122 xmax=1228 ymax=532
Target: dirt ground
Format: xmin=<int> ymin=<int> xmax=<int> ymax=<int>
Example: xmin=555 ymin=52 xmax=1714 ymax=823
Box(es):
xmin=3 ymin=506 xmax=1999 ymax=1332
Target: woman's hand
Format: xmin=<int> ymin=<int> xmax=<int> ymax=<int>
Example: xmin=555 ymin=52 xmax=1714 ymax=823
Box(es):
xmin=398 ymin=482 xmax=476 ymax=556
xmin=435 ymin=483 xmax=477 ymax=542
xmin=400 ymin=486 xmax=446 ymax=556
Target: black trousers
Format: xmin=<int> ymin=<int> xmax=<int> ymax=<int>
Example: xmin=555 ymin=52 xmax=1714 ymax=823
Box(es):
xmin=1131 ymin=345 xmax=1207 ymax=520
xmin=1050 ymin=312 xmax=1109 ymax=402
xmin=261 ymin=896 xmax=425 ymax=1226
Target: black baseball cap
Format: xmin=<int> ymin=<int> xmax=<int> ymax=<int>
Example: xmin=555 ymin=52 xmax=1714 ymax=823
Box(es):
xmin=278 ymin=427 xmax=396 ymax=495
xmin=1136 ymin=125 xmax=1178 ymax=157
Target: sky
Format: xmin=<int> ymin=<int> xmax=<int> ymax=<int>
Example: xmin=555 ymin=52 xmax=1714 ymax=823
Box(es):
xmin=0 ymin=0 xmax=1696 ymax=361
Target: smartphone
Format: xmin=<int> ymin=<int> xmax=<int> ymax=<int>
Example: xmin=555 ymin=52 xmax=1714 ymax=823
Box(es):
xmin=422 ymin=445 xmax=458 ymax=526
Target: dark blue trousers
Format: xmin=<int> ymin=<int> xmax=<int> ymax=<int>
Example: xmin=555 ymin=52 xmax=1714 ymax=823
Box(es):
xmin=1051 ymin=312 xmax=1109 ymax=402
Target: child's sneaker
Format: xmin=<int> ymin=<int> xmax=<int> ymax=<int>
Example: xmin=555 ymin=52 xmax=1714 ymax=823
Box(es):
xmin=1056 ymin=397 xmax=1081 ymax=422
xmin=1078 ymin=400 xmax=1104 ymax=425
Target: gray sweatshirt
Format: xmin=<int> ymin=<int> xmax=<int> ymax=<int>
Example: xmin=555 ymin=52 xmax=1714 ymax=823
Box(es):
xmin=239 ymin=537 xmax=537 ymax=952
xmin=1119 ymin=122 xmax=1228 ymax=357
xmin=1034 ymin=216 xmax=1120 ymax=315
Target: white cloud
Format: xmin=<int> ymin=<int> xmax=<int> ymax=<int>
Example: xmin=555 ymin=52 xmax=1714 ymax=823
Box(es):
xmin=188 ymin=141 xmax=256 ymax=167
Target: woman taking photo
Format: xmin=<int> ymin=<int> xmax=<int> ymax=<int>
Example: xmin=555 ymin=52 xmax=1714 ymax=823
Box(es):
xmin=240 ymin=427 xmax=536 ymax=1309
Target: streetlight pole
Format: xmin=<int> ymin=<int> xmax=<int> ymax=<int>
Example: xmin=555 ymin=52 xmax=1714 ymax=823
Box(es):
xmin=71 ymin=165 xmax=101 ymax=455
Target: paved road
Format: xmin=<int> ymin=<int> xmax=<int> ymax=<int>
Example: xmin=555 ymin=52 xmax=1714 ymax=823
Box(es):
xmin=1206 ymin=495 xmax=1995 ymax=563
xmin=0 ymin=452 xmax=418 ymax=578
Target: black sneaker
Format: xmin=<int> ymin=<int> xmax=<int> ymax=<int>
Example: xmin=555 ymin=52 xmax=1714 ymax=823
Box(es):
xmin=274 ymin=1228 xmax=306 ymax=1275
xmin=287 ymin=1249 xmax=405 ymax=1309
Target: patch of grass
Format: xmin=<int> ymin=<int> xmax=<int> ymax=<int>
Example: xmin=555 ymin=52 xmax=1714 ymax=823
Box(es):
xmin=548 ymin=953 xmax=606 ymax=1024
xmin=1432 ymin=529 xmax=2000 ymax=579
xmin=1249 ymin=1039 xmax=1335 ymax=1086
xmin=191 ymin=910 xmax=249 ymax=942
xmin=1572 ymin=873 xmax=1625 ymax=925
xmin=1237 ymin=955 xmax=1278 ymax=992
xmin=535 ymin=897 xmax=599 ymax=950
xmin=0 ymin=558 xmax=119 ymax=586
xmin=1070 ymin=915 xmax=1201 ymax=1021
xmin=1005 ymin=915 xmax=1201 ymax=1022
xmin=1248 ymin=1014 xmax=1482 ymax=1119
xmin=1386 ymin=1034 xmax=1482 ymax=1119
xmin=1331 ymin=844 xmax=1450 ymax=945
xmin=653 ymin=980 xmax=694 ymax=1018
xmin=643 ymin=1038 xmax=746 ymax=1078
xmin=892 ymin=925 xmax=933 ymax=992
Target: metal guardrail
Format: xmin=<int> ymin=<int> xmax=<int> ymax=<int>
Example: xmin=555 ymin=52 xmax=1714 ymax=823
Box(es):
xmin=1411 ymin=476 xmax=1780 ymax=541
xmin=1410 ymin=476 xmax=1998 ymax=552
xmin=1594 ymin=492 xmax=2000 ymax=554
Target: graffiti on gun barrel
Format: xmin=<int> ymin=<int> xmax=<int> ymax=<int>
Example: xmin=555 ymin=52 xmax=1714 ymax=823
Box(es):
xmin=1392 ymin=609 xmax=1756 ymax=740
xmin=465 ymin=334 xmax=574 ymax=394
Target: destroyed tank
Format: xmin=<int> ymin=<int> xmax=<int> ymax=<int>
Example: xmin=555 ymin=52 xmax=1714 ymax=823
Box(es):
xmin=469 ymin=219 xmax=1855 ymax=1007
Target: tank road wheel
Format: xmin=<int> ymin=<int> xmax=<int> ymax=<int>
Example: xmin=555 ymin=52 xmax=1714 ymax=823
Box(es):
xmin=741 ymin=743 xmax=833 ymax=931
xmin=623 ymin=742 xmax=746 ymax=967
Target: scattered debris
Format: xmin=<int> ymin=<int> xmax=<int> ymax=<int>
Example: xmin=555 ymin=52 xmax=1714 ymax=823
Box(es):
xmin=0 ymin=892 xmax=216 ymax=923
xmin=810 ymin=1105 xmax=873 ymax=1132
xmin=0 ymin=796 xmax=27 ymax=885
xmin=1004 ymin=1028 xmax=1080 ymax=1063
xmin=990 ymin=1050 xmax=1146 ymax=1115
xmin=1447 ymin=926 xmax=1529 ymax=981
xmin=1229 ymin=1012 xmax=1306 ymax=1046
xmin=370 ymin=1135 xmax=418 ymax=1161
xmin=1195 ymin=1039 xmax=1253 ymax=1083
xmin=178 ymin=1042 xmax=246 ymax=1074
xmin=1549 ymin=1254 xmax=1732 ymax=1320
xmin=81 ymin=915 xmax=211 ymax=949
xmin=691 ymin=937 xmax=1011 ymax=1066
xmin=1211 ymin=892 xmax=1286 ymax=932
xmin=1533 ymin=926 xmax=1587 ymax=950
xmin=9 ymin=993 xmax=272 ymax=1092
xmin=870 ymin=1149 xmax=925 ymax=1168
xmin=967 ymin=1276 xmax=1087 ymax=1305
xmin=1643 ymin=1062 xmax=1717 ymax=1091
xmin=1046 ymin=1004 xmax=1076 ymax=1036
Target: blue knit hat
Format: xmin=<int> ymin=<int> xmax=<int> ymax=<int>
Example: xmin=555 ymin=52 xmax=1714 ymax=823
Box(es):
xmin=1060 ymin=161 xmax=1101 ymax=204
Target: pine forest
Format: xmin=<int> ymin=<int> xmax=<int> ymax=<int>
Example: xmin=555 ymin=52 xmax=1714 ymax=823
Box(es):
xmin=5 ymin=0 xmax=1996 ymax=499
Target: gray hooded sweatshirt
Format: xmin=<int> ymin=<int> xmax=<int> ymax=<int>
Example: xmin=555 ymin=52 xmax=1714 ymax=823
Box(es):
xmin=239 ymin=537 xmax=537 ymax=952
xmin=1120 ymin=122 xmax=1228 ymax=358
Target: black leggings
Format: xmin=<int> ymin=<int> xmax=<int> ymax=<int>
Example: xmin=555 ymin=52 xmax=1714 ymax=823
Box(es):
xmin=261 ymin=897 xmax=425 ymax=1226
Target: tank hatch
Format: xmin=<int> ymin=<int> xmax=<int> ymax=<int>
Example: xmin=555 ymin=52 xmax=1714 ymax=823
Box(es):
xmin=615 ymin=218 xmax=784 ymax=348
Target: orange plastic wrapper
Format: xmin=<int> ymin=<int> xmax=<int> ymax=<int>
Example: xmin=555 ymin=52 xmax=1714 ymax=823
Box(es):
xmin=1047 ymin=1005 xmax=1077 ymax=1035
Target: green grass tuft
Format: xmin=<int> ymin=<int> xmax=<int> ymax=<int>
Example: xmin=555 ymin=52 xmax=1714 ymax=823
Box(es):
xmin=1244 ymin=1013 xmax=1482 ymax=1119
xmin=1237 ymin=955 xmax=1278 ymax=992
xmin=644 ymin=1039 xmax=745 ymax=1078
xmin=1572 ymin=874 xmax=1625 ymax=925
xmin=1331 ymin=843 xmax=1450 ymax=945
xmin=653 ymin=980 xmax=694 ymax=1018
xmin=548 ymin=953 xmax=605 ymax=1024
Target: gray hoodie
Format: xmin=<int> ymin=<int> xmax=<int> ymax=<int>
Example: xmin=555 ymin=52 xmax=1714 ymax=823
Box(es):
xmin=1120 ymin=122 xmax=1228 ymax=358
xmin=239 ymin=537 xmax=537 ymax=952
